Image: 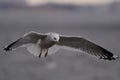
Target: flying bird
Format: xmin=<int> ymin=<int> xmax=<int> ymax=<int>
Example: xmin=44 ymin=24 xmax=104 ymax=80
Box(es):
xmin=4 ymin=31 xmax=119 ymax=60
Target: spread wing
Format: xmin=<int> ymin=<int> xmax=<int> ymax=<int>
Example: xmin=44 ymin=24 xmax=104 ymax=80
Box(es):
xmin=3 ymin=32 xmax=46 ymax=51
xmin=57 ymin=35 xmax=119 ymax=60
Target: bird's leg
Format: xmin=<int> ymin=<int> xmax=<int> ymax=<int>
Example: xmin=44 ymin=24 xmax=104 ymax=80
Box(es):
xmin=39 ymin=48 xmax=42 ymax=58
xmin=44 ymin=49 xmax=48 ymax=58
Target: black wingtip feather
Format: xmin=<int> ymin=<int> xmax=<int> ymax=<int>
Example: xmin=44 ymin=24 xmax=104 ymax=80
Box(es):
xmin=98 ymin=46 xmax=119 ymax=61
xmin=3 ymin=39 xmax=20 ymax=51
xmin=100 ymin=55 xmax=119 ymax=61
xmin=3 ymin=46 xmax=11 ymax=51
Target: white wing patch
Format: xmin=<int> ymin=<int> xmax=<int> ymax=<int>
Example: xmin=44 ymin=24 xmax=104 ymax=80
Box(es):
xmin=27 ymin=44 xmax=41 ymax=57
xmin=48 ymin=45 xmax=83 ymax=55
xmin=48 ymin=45 xmax=60 ymax=55
xmin=26 ymin=44 xmax=60 ymax=57
xmin=59 ymin=46 xmax=81 ymax=52
xmin=52 ymin=45 xmax=99 ymax=59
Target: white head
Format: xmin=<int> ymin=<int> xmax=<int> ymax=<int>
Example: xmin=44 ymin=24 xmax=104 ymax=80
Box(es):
xmin=49 ymin=33 xmax=60 ymax=42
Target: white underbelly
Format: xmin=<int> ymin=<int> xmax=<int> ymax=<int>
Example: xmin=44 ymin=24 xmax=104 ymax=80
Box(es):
xmin=27 ymin=44 xmax=41 ymax=57
xmin=23 ymin=43 xmax=59 ymax=57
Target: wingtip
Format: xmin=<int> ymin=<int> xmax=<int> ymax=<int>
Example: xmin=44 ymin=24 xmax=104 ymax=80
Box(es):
xmin=3 ymin=46 xmax=11 ymax=51
xmin=102 ymin=55 xmax=120 ymax=61
xmin=114 ymin=56 xmax=120 ymax=60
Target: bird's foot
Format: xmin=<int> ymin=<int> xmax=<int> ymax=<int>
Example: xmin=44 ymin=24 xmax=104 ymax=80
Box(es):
xmin=44 ymin=52 xmax=48 ymax=58
xmin=39 ymin=53 xmax=42 ymax=58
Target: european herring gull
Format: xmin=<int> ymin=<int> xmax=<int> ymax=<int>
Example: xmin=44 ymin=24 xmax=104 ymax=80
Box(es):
xmin=4 ymin=31 xmax=119 ymax=60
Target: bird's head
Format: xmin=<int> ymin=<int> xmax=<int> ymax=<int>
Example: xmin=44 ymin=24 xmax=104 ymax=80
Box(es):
xmin=49 ymin=33 xmax=60 ymax=42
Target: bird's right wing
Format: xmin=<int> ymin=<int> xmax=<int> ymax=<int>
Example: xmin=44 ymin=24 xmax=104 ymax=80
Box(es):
xmin=4 ymin=32 xmax=46 ymax=51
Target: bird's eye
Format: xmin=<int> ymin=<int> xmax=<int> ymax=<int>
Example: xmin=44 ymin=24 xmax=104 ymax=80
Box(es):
xmin=53 ymin=37 xmax=57 ymax=40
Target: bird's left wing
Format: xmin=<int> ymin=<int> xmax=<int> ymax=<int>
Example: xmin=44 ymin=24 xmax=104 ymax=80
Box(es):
xmin=57 ymin=35 xmax=119 ymax=60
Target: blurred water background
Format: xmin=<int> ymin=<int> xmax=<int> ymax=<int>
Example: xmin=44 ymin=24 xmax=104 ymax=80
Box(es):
xmin=0 ymin=0 xmax=120 ymax=80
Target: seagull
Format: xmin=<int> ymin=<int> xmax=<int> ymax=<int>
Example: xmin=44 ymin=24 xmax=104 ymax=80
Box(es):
xmin=4 ymin=31 xmax=119 ymax=60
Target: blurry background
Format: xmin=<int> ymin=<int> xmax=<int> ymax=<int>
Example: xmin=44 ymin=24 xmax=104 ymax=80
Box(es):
xmin=0 ymin=0 xmax=120 ymax=80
